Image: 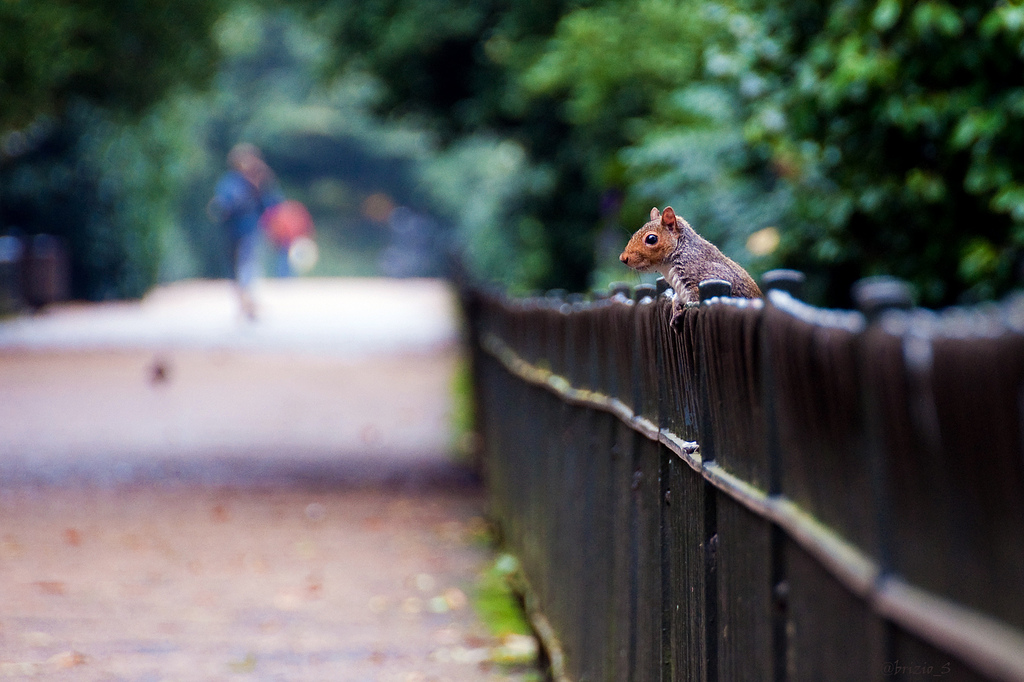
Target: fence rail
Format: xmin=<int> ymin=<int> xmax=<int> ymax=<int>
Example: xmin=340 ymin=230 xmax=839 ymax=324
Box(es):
xmin=462 ymin=277 xmax=1024 ymax=682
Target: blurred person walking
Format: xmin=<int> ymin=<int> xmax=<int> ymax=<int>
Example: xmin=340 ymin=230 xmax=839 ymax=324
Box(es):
xmin=207 ymin=143 xmax=282 ymax=319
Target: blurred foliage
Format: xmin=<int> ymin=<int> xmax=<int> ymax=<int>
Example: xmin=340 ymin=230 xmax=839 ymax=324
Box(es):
xmin=188 ymin=5 xmax=460 ymax=283
xmin=0 ymin=0 xmax=226 ymax=299
xmin=305 ymin=0 xmax=786 ymax=293
xmin=0 ymin=4 xmax=454 ymax=298
xmin=308 ymin=0 xmax=632 ymax=292
xmin=4 ymin=0 xmax=1024 ymax=305
xmin=0 ymin=0 xmax=224 ymax=130
xmin=724 ymin=0 xmax=1024 ymax=304
xmin=521 ymin=0 xmax=791 ymax=291
xmin=309 ymin=0 xmax=1024 ymax=306
xmin=474 ymin=553 xmax=533 ymax=638
xmin=1 ymin=102 xmax=205 ymax=299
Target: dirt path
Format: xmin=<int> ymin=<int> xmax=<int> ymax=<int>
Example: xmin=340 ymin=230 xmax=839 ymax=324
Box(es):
xmin=0 ymin=485 xmax=512 ymax=681
xmin=0 ymin=279 xmax=536 ymax=681
xmin=0 ymin=349 xmax=463 ymax=487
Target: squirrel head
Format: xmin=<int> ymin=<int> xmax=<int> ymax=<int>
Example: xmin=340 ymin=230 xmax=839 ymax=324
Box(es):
xmin=619 ymin=206 xmax=682 ymax=272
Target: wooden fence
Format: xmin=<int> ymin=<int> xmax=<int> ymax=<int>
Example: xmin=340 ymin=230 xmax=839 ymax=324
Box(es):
xmin=461 ymin=275 xmax=1024 ymax=682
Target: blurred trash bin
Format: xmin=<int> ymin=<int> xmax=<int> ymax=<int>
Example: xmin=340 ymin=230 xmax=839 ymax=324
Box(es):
xmin=0 ymin=234 xmax=24 ymax=313
xmin=22 ymin=234 xmax=69 ymax=309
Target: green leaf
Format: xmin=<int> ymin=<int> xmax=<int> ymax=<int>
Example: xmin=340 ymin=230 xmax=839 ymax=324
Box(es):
xmin=911 ymin=2 xmax=964 ymax=37
xmin=872 ymin=0 xmax=902 ymax=32
xmin=905 ymin=168 xmax=946 ymax=202
xmin=959 ymin=238 xmax=999 ymax=284
xmin=992 ymin=184 xmax=1024 ymax=221
xmin=951 ymin=109 xmax=1006 ymax=150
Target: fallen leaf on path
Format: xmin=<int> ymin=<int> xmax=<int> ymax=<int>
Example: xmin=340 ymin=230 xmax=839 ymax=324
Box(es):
xmin=368 ymin=595 xmax=389 ymax=612
xmin=34 ymin=581 xmax=66 ymax=596
xmin=492 ymin=633 xmax=539 ymax=665
xmin=294 ymin=539 xmax=317 ymax=560
xmin=48 ymin=650 xmax=87 ymax=668
xmin=413 ymin=573 xmax=436 ymax=593
xmin=401 ymin=596 xmax=423 ymax=615
xmin=442 ymin=587 xmax=468 ymax=610
xmin=273 ymin=591 xmax=302 ymax=611
xmin=23 ymin=631 xmax=55 ymax=647
xmin=0 ymin=662 xmax=37 ymax=676
xmin=228 ymin=653 xmax=257 ymax=673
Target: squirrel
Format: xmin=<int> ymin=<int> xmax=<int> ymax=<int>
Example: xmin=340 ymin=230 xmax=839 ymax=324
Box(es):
xmin=619 ymin=206 xmax=762 ymax=321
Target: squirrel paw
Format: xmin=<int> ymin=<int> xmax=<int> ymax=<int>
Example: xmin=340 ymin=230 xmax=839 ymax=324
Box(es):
xmin=670 ymin=308 xmax=686 ymax=331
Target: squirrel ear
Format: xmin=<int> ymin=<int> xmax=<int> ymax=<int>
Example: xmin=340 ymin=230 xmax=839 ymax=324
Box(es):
xmin=650 ymin=207 xmax=661 ymax=222
xmin=662 ymin=206 xmax=677 ymax=230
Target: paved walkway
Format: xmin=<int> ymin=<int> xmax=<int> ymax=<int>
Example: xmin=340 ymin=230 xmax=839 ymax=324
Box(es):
xmin=0 ymin=278 xmax=459 ymax=357
xmin=0 ymin=279 xmax=536 ymax=681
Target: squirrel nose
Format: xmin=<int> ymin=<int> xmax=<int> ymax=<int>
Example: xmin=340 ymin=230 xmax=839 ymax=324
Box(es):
xmin=619 ymin=253 xmax=629 ymax=264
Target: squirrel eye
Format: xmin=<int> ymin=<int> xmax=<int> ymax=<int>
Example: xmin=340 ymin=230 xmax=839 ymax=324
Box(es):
xmin=644 ymin=233 xmax=659 ymax=246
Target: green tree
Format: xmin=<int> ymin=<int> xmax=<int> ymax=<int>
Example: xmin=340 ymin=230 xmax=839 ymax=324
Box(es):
xmin=312 ymin=0 xmax=1024 ymax=305
xmin=0 ymin=0 xmax=228 ymax=296
xmin=308 ymin=0 xmax=616 ymax=291
xmin=520 ymin=0 xmax=786 ymax=288
xmin=725 ymin=0 xmax=1024 ymax=305
xmin=309 ymin=0 xmax=775 ymax=293
xmin=0 ymin=0 xmax=225 ymax=131
xmin=0 ymin=0 xmax=227 ymax=299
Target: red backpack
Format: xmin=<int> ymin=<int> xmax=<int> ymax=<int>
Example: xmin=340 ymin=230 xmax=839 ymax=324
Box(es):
xmin=261 ymin=200 xmax=314 ymax=247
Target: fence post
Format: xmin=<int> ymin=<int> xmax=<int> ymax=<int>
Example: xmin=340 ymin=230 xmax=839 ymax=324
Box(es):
xmin=695 ymin=279 xmax=732 ymax=680
xmin=655 ymin=276 xmax=671 ymax=297
xmin=634 ymin=284 xmax=657 ymax=415
xmin=759 ymin=271 xmax=805 ymax=682
xmin=851 ymin=276 xmax=913 ymax=323
xmin=761 ymin=269 xmax=806 ymax=300
xmin=699 ymin=279 xmax=732 ymax=302
xmin=609 ymin=282 xmax=632 ymax=299
xmin=851 ymin=274 xmax=913 ymax=571
xmin=467 ymin=270 xmax=1024 ymax=682
xmin=852 ymin=275 xmax=915 ymax=671
xmin=653 ymin=278 xmax=674 ymax=682
xmin=697 ymin=279 xmax=731 ymax=465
